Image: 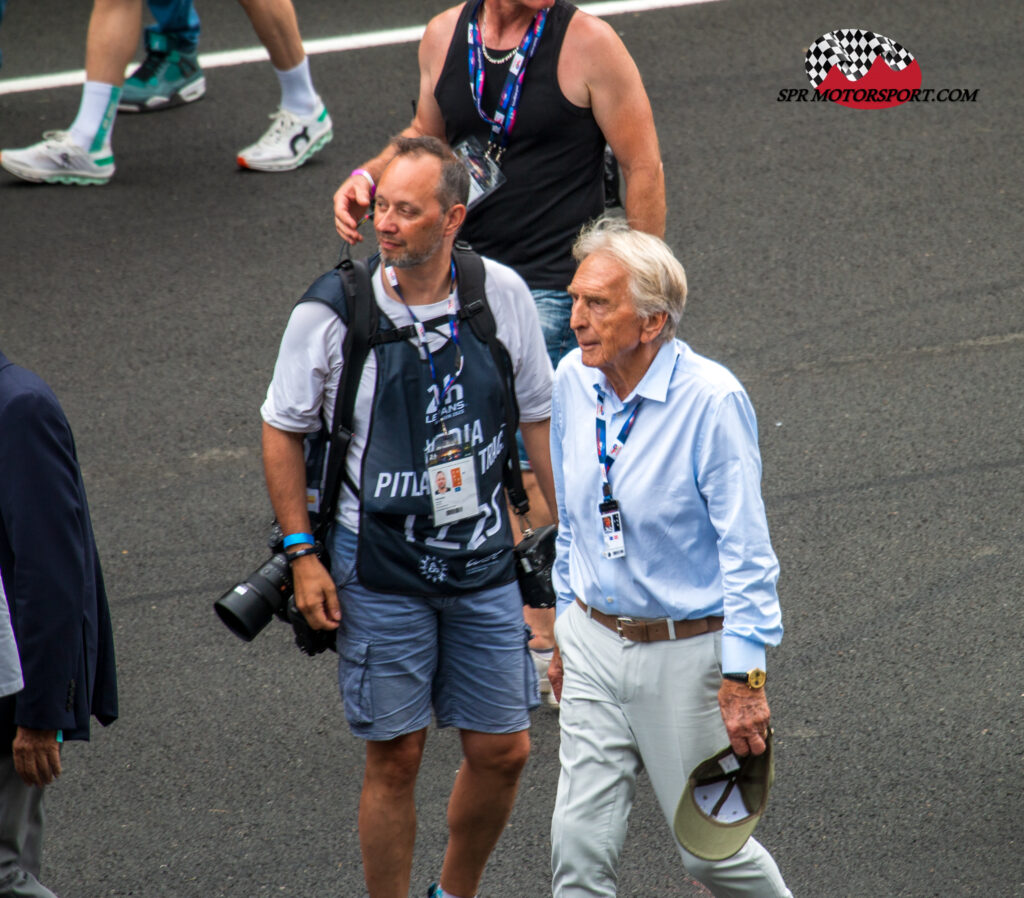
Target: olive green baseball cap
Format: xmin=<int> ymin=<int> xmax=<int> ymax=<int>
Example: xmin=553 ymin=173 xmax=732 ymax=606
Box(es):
xmin=673 ymin=731 xmax=774 ymax=861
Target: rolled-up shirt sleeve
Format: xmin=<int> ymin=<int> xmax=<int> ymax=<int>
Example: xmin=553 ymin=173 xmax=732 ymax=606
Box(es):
xmin=697 ymin=389 xmax=782 ymax=673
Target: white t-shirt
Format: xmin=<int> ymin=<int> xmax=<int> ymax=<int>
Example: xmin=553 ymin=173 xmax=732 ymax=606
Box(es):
xmin=261 ymin=256 xmax=553 ymax=533
xmin=0 ymin=575 xmax=23 ymax=698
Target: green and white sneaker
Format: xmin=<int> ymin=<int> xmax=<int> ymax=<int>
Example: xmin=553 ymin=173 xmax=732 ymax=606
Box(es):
xmin=119 ymin=31 xmax=205 ymax=113
xmin=236 ymin=98 xmax=332 ymax=172
xmin=0 ymin=131 xmax=114 ymax=185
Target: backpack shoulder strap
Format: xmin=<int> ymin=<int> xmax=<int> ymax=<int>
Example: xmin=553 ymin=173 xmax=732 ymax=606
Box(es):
xmin=452 ymin=245 xmax=530 ymax=516
xmin=308 ymin=256 xmax=376 ymax=539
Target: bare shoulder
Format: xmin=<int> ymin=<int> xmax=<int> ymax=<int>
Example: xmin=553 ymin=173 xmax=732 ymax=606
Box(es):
xmin=559 ymin=7 xmax=640 ymax=105
xmin=564 ymin=6 xmax=632 ymax=64
xmin=421 ymin=4 xmax=466 ymax=56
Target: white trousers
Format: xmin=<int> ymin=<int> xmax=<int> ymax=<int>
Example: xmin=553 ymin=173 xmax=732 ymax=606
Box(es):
xmin=551 ymin=601 xmax=792 ymax=898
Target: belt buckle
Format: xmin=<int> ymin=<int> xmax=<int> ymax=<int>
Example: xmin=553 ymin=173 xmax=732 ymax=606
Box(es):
xmin=615 ymin=616 xmax=635 ymax=638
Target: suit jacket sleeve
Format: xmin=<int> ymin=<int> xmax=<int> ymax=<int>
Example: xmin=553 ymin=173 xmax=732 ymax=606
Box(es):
xmin=0 ymin=387 xmax=90 ymax=732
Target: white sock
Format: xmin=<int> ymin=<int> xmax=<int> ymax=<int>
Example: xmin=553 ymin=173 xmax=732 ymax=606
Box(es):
xmin=439 ymin=888 xmax=477 ymax=898
xmin=275 ymin=56 xmax=317 ymax=116
xmin=69 ymin=81 xmax=121 ymax=153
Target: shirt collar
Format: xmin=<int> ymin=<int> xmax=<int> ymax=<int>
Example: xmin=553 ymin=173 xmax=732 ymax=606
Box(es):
xmin=589 ymin=340 xmax=680 ymax=408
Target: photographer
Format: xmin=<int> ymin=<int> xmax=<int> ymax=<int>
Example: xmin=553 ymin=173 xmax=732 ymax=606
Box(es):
xmin=260 ymin=137 xmax=554 ymax=898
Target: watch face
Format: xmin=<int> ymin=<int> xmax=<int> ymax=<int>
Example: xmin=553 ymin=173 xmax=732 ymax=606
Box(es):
xmin=748 ymin=668 xmax=767 ymax=688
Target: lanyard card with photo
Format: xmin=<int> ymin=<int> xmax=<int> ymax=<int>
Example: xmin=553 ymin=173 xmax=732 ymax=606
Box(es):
xmin=599 ymin=498 xmax=626 ymax=559
xmin=426 ymin=431 xmax=479 ymax=525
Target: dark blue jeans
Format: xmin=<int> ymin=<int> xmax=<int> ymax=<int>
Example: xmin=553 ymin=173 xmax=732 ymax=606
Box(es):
xmin=517 ymin=288 xmax=577 ymax=468
xmin=146 ymin=0 xmax=201 ymax=53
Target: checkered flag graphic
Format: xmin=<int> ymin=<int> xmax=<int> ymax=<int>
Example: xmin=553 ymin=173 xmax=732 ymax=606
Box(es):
xmin=805 ymin=29 xmax=915 ymax=88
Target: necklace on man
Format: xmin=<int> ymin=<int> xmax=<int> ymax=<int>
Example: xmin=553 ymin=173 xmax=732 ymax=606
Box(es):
xmin=479 ymin=7 xmax=518 ymax=65
xmin=481 ymin=44 xmax=516 ymax=65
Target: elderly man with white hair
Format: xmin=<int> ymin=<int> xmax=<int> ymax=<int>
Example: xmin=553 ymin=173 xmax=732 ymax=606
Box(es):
xmin=547 ymin=218 xmax=792 ymax=897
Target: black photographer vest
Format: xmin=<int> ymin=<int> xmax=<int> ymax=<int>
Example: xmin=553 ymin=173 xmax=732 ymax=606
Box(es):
xmin=357 ymin=270 xmax=516 ymax=596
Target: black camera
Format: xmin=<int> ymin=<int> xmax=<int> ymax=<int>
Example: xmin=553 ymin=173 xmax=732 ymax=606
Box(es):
xmin=514 ymin=524 xmax=558 ymax=608
xmin=214 ymin=530 xmax=336 ymax=655
xmin=214 ymin=550 xmax=297 ymax=642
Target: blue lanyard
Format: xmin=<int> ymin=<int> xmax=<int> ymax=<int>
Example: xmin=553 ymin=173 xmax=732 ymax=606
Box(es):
xmin=384 ymin=260 xmax=464 ymax=415
xmin=595 ymin=392 xmax=644 ymax=499
xmin=466 ymin=0 xmax=549 ymax=162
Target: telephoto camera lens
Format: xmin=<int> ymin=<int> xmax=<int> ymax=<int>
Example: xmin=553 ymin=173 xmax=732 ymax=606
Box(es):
xmin=214 ymin=553 xmax=293 ymax=641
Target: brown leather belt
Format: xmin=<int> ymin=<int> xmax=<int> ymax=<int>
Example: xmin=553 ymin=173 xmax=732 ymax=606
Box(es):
xmin=575 ymin=597 xmax=723 ymax=643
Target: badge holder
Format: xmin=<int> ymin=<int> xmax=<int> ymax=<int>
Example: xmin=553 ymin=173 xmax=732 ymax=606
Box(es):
xmin=453 ymin=136 xmax=506 ymax=209
xmin=426 ymin=430 xmax=479 ymax=526
xmin=599 ymin=497 xmax=626 ymax=559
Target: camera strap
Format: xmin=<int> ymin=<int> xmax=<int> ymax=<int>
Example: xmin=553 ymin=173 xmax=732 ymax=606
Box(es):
xmin=452 ymin=243 xmax=530 ymax=518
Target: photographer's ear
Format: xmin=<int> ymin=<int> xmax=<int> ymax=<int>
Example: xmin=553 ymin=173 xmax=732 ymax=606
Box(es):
xmin=444 ymin=202 xmax=467 ymax=238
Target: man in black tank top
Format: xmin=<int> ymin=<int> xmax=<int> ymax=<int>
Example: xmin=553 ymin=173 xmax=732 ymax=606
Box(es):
xmin=332 ymin=0 xmax=665 ymax=706
xmin=334 ymin=0 xmax=662 ymax=296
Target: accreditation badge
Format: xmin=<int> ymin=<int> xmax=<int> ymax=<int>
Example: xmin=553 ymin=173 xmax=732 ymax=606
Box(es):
xmin=452 ymin=136 xmax=506 ymax=209
xmin=598 ymin=498 xmax=626 ymax=559
xmin=426 ymin=431 xmax=479 ymax=526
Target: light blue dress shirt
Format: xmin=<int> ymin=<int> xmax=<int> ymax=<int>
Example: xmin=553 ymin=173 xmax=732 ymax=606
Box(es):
xmin=550 ymin=339 xmax=783 ymax=674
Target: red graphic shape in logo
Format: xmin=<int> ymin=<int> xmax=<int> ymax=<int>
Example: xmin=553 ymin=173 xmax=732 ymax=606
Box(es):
xmin=806 ymin=29 xmax=921 ymax=110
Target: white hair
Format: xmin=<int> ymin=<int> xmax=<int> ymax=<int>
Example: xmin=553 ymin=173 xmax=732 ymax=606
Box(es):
xmin=572 ymin=216 xmax=688 ymax=341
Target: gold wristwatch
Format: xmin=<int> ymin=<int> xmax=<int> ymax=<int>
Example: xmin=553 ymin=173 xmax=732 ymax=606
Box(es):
xmin=723 ymin=668 xmax=767 ymax=689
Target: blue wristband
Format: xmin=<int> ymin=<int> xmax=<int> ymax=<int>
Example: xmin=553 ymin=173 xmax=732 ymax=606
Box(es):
xmin=283 ymin=532 xmax=315 ymax=549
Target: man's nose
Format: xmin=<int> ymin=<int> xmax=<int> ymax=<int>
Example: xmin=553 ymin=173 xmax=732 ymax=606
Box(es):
xmin=569 ymin=298 xmax=585 ymax=331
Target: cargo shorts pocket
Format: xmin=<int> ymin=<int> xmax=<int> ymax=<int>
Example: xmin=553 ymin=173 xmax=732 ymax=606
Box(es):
xmin=340 ymin=638 xmax=373 ymax=726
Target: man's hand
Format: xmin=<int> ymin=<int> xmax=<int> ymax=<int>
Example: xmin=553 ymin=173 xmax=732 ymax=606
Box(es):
xmin=13 ymin=727 xmax=61 ymax=787
xmin=333 ymin=175 xmax=374 ymax=244
xmin=549 ymin=645 xmax=564 ymax=703
xmin=717 ymin=679 xmax=771 ymax=757
xmin=291 ymin=554 xmax=341 ymax=630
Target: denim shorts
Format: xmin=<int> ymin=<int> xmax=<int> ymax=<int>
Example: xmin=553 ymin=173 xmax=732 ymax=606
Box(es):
xmin=517 ymin=288 xmax=578 ymax=468
xmin=329 ymin=525 xmax=539 ymax=741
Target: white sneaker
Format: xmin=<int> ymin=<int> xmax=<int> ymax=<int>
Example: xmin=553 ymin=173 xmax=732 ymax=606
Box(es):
xmin=531 ymin=647 xmax=560 ymax=708
xmin=236 ymin=99 xmax=332 ymax=172
xmin=0 ymin=131 xmax=114 ymax=185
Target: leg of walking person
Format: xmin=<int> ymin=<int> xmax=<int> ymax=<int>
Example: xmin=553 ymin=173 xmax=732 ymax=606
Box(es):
xmin=625 ymin=632 xmax=793 ymax=898
xmin=0 ymin=752 xmax=59 ymax=898
xmin=0 ymin=0 xmax=140 ymax=185
xmin=359 ymin=731 xmax=428 ymax=898
xmin=235 ymin=0 xmax=333 ymax=172
xmin=119 ymin=0 xmax=204 ymax=112
xmin=551 ymin=602 xmax=643 ymax=898
xmin=439 ymin=729 xmax=530 ymax=898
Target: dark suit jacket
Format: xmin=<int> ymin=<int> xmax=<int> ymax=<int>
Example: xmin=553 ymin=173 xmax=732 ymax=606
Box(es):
xmin=0 ymin=351 xmax=118 ymax=746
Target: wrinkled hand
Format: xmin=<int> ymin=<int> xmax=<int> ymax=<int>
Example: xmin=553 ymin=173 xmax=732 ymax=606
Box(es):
xmin=717 ymin=680 xmax=771 ymax=757
xmin=549 ymin=645 xmax=564 ymax=703
xmin=333 ymin=175 xmax=373 ymax=244
xmin=13 ymin=727 xmax=61 ymax=787
xmin=292 ymin=555 xmax=341 ymax=630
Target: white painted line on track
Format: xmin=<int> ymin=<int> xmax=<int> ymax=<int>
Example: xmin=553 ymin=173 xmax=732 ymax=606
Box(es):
xmin=0 ymin=0 xmax=723 ymax=97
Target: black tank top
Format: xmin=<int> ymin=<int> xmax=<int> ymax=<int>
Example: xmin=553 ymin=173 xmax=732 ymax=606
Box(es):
xmin=434 ymin=0 xmax=606 ymax=291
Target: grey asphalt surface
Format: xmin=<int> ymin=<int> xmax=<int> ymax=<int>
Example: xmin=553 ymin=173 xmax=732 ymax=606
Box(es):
xmin=1 ymin=0 xmax=1022 ymax=896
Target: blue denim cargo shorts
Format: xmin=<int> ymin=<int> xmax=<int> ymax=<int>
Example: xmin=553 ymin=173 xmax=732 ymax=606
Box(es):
xmin=329 ymin=525 xmax=539 ymax=741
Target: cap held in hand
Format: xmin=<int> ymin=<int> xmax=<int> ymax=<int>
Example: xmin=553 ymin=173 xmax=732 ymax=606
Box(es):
xmin=673 ymin=729 xmax=775 ymax=860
